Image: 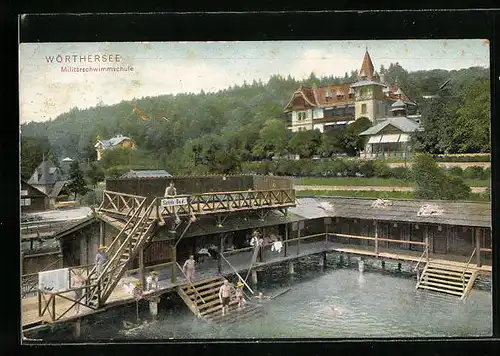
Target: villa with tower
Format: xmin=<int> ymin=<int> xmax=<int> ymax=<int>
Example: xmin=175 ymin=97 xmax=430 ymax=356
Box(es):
xmin=283 ymin=49 xmax=422 ymax=158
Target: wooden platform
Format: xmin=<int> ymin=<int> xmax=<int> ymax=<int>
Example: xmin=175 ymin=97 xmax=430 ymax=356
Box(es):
xmin=22 ymin=239 xmax=492 ymax=330
xmin=327 ymin=244 xmax=492 ymax=274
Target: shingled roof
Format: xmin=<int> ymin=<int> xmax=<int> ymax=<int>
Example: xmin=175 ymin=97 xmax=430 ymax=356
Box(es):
xmin=299 ymin=196 xmax=491 ymax=228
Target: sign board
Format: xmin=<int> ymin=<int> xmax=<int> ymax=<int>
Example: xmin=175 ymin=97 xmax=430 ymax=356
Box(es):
xmin=160 ymin=197 xmax=188 ymax=207
xmin=21 ymin=198 xmax=31 ymax=206
xmin=324 ymin=217 xmax=332 ymax=225
xmin=21 ymin=190 xmax=28 ymax=196
xmin=39 ymin=268 xmax=69 ymax=292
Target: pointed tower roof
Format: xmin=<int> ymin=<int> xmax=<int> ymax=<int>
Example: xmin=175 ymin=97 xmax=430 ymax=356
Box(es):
xmin=358 ymin=50 xmax=375 ymax=80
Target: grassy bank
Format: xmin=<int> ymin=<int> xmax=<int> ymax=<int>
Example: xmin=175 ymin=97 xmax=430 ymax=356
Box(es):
xmin=296 ymin=190 xmax=490 ymax=202
xmin=295 ymin=177 xmax=490 ymax=187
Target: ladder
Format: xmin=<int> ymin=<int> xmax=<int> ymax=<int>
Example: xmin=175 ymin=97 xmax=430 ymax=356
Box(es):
xmin=416 ymin=261 xmax=477 ymax=299
xmin=85 ymin=199 xmax=158 ymax=308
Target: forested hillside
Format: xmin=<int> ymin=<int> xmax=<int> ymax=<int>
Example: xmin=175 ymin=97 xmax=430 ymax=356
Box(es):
xmin=20 ymin=63 xmax=490 ymax=178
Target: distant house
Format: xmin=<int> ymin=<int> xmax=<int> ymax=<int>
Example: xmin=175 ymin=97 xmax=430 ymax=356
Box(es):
xmin=94 ymin=134 xmax=137 ymax=161
xmin=27 ymin=159 xmax=71 ymax=206
xmin=359 ymin=100 xmax=422 ymax=159
xmin=283 ymin=49 xmax=418 ymax=133
xmin=60 ymin=157 xmax=74 ymax=178
xmin=20 ymin=180 xmax=49 ymax=213
xmin=120 ymin=169 xmax=172 ymax=179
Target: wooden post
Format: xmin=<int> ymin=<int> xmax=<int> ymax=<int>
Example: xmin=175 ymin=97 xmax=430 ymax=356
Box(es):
xmin=476 ymin=228 xmax=481 ymax=267
xmin=425 ymin=226 xmax=429 ymax=262
xmin=38 ymin=290 xmax=42 ymax=316
xmin=99 ymin=220 xmax=105 ymax=246
xmin=171 ymin=244 xmax=177 ymax=284
xmin=51 ymin=293 xmax=56 ymax=321
xmin=218 ymin=234 xmax=224 ymax=274
xmin=297 ymin=221 xmax=303 ymax=256
xmin=374 ymin=220 xmax=378 ymax=255
xmin=139 ymin=247 xmax=145 ymax=287
xmin=284 ymin=223 xmax=288 ymax=257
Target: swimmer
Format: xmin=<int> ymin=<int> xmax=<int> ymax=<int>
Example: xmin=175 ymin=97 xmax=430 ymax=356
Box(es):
xmin=253 ymin=292 xmax=270 ymax=300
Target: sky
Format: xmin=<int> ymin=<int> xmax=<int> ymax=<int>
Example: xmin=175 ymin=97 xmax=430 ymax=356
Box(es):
xmin=19 ymin=39 xmax=490 ymax=124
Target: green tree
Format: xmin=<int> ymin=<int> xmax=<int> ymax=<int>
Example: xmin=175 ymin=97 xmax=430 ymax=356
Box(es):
xmin=86 ymin=162 xmax=105 ymax=187
xmin=20 ymin=136 xmax=58 ymax=180
xmin=411 ymin=153 xmax=470 ymax=200
xmin=288 ymin=129 xmax=322 ymax=158
xmin=341 ymin=117 xmax=372 ymax=155
xmin=252 ymin=119 xmax=289 ymax=158
xmin=452 ymin=80 xmax=490 ymax=153
xmin=319 ymin=128 xmax=344 ymax=157
xmin=67 ymin=161 xmax=88 ymax=200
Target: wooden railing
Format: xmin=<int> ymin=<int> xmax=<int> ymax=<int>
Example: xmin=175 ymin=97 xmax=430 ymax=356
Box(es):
xmin=99 ymin=191 xmax=147 ymax=219
xmin=21 ymin=257 xmax=63 ymax=298
xmin=95 ymin=199 xmax=158 ymax=304
xmin=158 ymin=189 xmax=296 ymax=217
xmin=38 ymin=284 xmax=98 ymax=322
xmin=413 ymin=245 xmax=429 ymax=273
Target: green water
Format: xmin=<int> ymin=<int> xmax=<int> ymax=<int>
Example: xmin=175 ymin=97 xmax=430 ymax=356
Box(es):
xmin=32 ymin=256 xmax=492 ymax=340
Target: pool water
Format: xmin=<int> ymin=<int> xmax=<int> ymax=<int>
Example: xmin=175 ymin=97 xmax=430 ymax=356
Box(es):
xmin=34 ymin=255 xmax=492 ymax=340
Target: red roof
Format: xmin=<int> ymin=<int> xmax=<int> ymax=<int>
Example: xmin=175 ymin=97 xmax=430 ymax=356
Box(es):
xmin=358 ymin=50 xmax=375 ymax=80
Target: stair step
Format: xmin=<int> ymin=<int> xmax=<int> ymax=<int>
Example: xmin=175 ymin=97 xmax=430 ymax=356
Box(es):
xmin=211 ymin=308 xmax=261 ymax=324
xmin=419 ymin=280 xmax=465 ymax=291
xmin=185 ymin=280 xmax=224 ymax=294
xmin=418 ymin=284 xmax=463 ymax=296
xmin=182 ymin=276 xmax=223 ymax=290
xmin=188 ymin=285 xmax=224 ymax=299
xmin=426 ymin=268 xmax=471 ymax=277
xmin=423 ymin=276 xmax=468 ymax=286
xmin=201 ymin=299 xmax=239 ymax=317
xmin=196 ymin=297 xmax=223 ymax=310
xmin=190 ymin=292 xmax=219 ymax=303
xmin=424 ymin=272 xmax=468 ymax=281
xmin=428 ymin=263 xmax=474 ymax=273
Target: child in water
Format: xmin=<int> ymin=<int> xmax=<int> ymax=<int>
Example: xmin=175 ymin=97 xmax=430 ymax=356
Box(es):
xmin=235 ymin=281 xmax=246 ymax=309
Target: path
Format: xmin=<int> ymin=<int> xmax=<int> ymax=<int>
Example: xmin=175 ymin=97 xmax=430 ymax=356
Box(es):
xmin=294 ymin=185 xmax=488 ymax=193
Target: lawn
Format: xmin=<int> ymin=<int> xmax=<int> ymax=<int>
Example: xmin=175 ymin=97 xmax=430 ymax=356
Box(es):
xmin=296 ymin=190 xmax=490 ymax=202
xmin=295 ymin=177 xmax=490 ymax=187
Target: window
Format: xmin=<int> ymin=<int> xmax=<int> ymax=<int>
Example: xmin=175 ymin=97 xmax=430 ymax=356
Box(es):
xmin=297 ymin=111 xmax=306 ymax=121
xmin=361 ymin=104 xmax=367 ymax=114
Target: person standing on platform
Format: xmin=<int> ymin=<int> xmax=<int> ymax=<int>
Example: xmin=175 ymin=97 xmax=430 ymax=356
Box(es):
xmin=219 ymin=279 xmax=231 ymax=316
xmin=95 ymin=245 xmax=108 ymax=277
xmin=183 ymin=255 xmax=196 ymax=283
xmin=146 ymin=271 xmax=159 ymax=291
xmin=164 ymin=182 xmax=181 ymax=225
xmin=72 ymin=271 xmax=85 ymax=314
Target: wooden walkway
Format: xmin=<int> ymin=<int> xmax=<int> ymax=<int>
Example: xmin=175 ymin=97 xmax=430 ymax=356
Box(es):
xmin=21 ymin=239 xmax=492 ymax=330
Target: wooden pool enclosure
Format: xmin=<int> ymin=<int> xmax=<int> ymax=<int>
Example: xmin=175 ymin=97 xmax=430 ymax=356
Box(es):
xmin=21 ymin=174 xmax=492 ymax=331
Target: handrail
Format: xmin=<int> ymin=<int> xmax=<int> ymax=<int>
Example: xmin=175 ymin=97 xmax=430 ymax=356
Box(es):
xmin=88 ymin=198 xmax=147 ymax=282
xmin=175 ymin=262 xmax=205 ymax=304
xmin=219 ymin=252 xmax=254 ymax=295
xmin=461 ymin=247 xmax=476 ymax=291
xmin=100 ymin=198 xmax=157 ymax=299
xmin=413 ymin=245 xmax=429 ymax=272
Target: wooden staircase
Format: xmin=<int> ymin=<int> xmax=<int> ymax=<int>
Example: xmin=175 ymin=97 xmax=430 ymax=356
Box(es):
xmin=416 ymin=261 xmax=477 ymax=299
xmin=177 ymin=276 xmax=263 ymax=324
xmin=85 ymin=198 xmax=158 ymax=308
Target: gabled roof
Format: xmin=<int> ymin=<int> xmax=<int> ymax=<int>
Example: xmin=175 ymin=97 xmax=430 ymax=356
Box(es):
xmin=49 ymin=180 xmax=70 ymax=198
xmin=120 ymin=170 xmax=172 ymax=178
xmin=284 ymin=83 xmax=355 ymax=112
xmin=21 ymin=180 xmax=49 ymax=197
xmin=95 ymin=134 xmax=134 ymax=149
xmin=27 ymin=161 xmax=60 ymax=185
xmin=359 ymin=117 xmax=421 ymax=136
